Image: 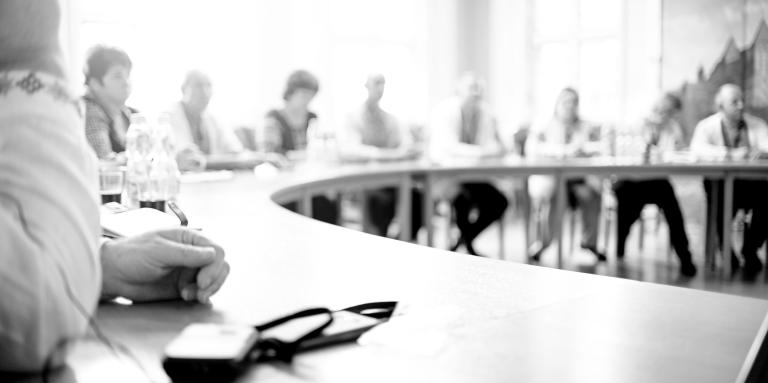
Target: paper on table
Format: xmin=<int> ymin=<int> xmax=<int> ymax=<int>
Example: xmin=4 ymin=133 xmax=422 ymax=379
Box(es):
xmin=101 ymin=207 xmax=180 ymax=238
xmin=180 ymin=170 xmax=234 ymax=184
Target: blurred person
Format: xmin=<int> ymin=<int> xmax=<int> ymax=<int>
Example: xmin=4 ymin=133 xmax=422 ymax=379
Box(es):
xmin=0 ymin=0 xmax=229 ymax=371
xmin=339 ymin=73 xmax=422 ymax=238
xmin=261 ymin=69 xmax=319 ymax=156
xmin=261 ymin=70 xmax=339 ymax=225
xmin=167 ymin=70 xmax=243 ymax=171
xmin=83 ymin=45 xmax=135 ymax=161
xmin=525 ymin=87 xmax=606 ymax=262
xmin=691 ymin=83 xmax=768 ymax=275
xmin=429 ymin=73 xmax=508 ymax=256
xmin=612 ymin=93 xmax=696 ymax=277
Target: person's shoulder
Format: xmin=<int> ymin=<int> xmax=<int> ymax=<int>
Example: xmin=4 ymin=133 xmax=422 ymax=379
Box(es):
xmin=82 ymin=94 xmax=108 ymax=118
xmin=744 ymin=113 xmax=768 ymax=128
xmin=265 ymin=108 xmax=280 ymax=118
xmin=695 ymin=112 xmax=720 ymax=128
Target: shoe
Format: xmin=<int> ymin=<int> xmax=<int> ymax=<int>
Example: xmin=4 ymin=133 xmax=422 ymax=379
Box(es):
xmin=528 ymin=245 xmax=545 ymax=262
xmin=450 ymin=236 xmax=464 ymax=252
xmin=680 ymin=261 xmax=697 ymax=277
xmin=582 ymin=246 xmax=607 ymax=262
xmin=465 ymin=242 xmax=482 ymax=257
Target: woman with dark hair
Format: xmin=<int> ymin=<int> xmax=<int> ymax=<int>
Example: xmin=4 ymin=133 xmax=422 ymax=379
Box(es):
xmin=82 ymin=45 xmax=136 ymax=161
xmin=526 ymin=87 xmax=606 ymax=262
xmin=261 ymin=70 xmax=339 ymax=225
xmin=262 ymin=69 xmax=320 ymax=154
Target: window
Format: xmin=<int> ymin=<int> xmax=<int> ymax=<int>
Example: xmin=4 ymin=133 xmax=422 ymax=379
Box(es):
xmin=71 ymin=0 xmax=429 ymax=131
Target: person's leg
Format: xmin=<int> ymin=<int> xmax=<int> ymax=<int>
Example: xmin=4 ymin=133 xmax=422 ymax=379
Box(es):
xmin=737 ymin=180 xmax=768 ymax=273
xmin=410 ymin=188 xmax=424 ymax=240
xmin=312 ymin=195 xmax=340 ymax=225
xmin=463 ymin=183 xmax=508 ymax=255
xmin=572 ymin=182 xmax=604 ymax=260
xmin=528 ymin=176 xmax=557 ymax=260
xmin=649 ymin=179 xmax=696 ymax=276
xmin=703 ymin=179 xmax=724 ymax=247
xmin=613 ymin=180 xmax=645 ymax=259
xmin=365 ymin=188 xmax=396 ymax=236
xmin=451 ymin=184 xmax=472 ymax=251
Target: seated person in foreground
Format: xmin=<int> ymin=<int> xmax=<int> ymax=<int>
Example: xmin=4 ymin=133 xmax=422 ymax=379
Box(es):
xmin=525 ymin=87 xmax=605 ymax=262
xmin=167 ymin=70 xmax=243 ymax=171
xmin=82 ymin=45 xmax=135 ymax=162
xmin=691 ymin=83 xmax=768 ymax=275
xmin=261 ymin=69 xmax=339 ymax=225
xmin=612 ymin=93 xmax=696 ymax=277
xmin=0 ymin=0 xmax=229 ymax=371
xmin=429 ymin=73 xmax=508 ymax=256
xmin=339 ymin=73 xmax=422 ymax=239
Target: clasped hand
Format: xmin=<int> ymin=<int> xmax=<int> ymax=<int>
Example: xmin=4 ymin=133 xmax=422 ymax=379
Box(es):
xmin=100 ymin=228 xmax=230 ymax=304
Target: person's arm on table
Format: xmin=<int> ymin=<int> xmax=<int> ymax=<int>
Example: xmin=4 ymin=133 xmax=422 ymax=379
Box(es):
xmin=210 ymin=116 xmax=244 ymax=155
xmin=100 ymin=229 xmax=229 ymax=304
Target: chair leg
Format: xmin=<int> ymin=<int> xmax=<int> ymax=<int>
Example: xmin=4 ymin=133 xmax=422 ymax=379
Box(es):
xmin=498 ymin=215 xmax=505 ymax=260
xmin=570 ymin=209 xmax=578 ymax=255
xmin=638 ymin=215 xmax=645 ymax=252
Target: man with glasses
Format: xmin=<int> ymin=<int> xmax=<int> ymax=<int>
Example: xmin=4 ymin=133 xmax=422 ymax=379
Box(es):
xmin=691 ymin=83 xmax=768 ymax=276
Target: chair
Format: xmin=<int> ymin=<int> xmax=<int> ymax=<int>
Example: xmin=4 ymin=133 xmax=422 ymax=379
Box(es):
xmin=440 ymin=195 xmax=507 ymax=260
xmin=600 ymin=182 xmax=672 ymax=261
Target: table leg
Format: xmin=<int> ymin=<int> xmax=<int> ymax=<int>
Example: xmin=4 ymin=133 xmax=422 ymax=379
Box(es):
xmin=359 ymin=190 xmax=370 ymax=233
xmin=722 ymin=174 xmax=734 ymax=275
xmin=523 ymin=176 xmax=531 ymax=263
xmin=300 ymin=191 xmax=312 ymax=217
xmin=398 ymin=175 xmax=413 ymax=242
xmin=556 ymin=173 xmax=567 ymax=268
xmin=424 ymin=175 xmax=434 ymax=247
xmin=705 ymin=180 xmax=719 ymax=271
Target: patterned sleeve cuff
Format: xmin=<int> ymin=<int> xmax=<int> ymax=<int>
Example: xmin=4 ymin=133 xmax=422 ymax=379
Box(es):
xmin=0 ymin=71 xmax=80 ymax=113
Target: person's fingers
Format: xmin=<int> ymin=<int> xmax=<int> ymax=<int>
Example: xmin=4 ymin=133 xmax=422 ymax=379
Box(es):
xmin=180 ymin=283 xmax=199 ymax=302
xmin=161 ymin=228 xmax=225 ymax=257
xmin=176 ymin=267 xmax=199 ymax=300
xmin=196 ymin=257 xmax=225 ymax=290
xmin=157 ymin=238 xmax=218 ymax=268
xmin=151 ymin=229 xmax=225 ymax=268
xmin=197 ymin=262 xmax=230 ymax=303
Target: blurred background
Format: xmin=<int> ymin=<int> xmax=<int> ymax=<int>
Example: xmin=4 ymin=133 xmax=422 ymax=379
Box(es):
xmin=58 ymin=0 xmax=768 ymax=146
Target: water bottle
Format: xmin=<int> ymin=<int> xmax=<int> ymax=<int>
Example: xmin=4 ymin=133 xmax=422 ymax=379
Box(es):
xmin=125 ymin=113 xmax=152 ymax=208
xmin=306 ymin=118 xmax=338 ymax=165
xmin=125 ymin=113 xmax=180 ymax=211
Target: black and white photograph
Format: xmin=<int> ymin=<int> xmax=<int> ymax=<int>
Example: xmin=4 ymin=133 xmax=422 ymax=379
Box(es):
xmin=1 ymin=0 xmax=768 ymax=382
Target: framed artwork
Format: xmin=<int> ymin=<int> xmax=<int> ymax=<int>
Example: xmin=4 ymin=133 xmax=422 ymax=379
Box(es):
xmin=663 ymin=0 xmax=768 ymax=136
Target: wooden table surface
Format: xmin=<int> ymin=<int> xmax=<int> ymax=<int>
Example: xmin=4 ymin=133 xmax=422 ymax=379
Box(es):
xmin=38 ymin=161 xmax=768 ymax=383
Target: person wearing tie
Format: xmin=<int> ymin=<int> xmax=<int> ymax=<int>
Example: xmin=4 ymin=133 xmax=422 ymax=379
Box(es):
xmin=691 ymin=83 xmax=768 ymax=276
xmin=612 ymin=93 xmax=696 ymax=277
xmin=167 ymin=70 xmax=243 ymax=171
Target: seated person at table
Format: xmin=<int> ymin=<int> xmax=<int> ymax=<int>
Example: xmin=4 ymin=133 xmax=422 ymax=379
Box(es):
xmin=612 ymin=93 xmax=696 ymax=277
xmin=691 ymin=83 xmax=768 ymax=275
xmin=0 ymin=0 xmax=229 ymax=371
xmin=83 ymin=45 xmax=135 ymax=162
xmin=339 ymin=73 xmax=422 ymax=238
xmin=429 ymin=73 xmax=508 ymax=256
xmin=261 ymin=69 xmax=339 ymax=225
xmin=167 ymin=70 xmax=243 ymax=171
xmin=526 ymin=87 xmax=605 ymax=262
